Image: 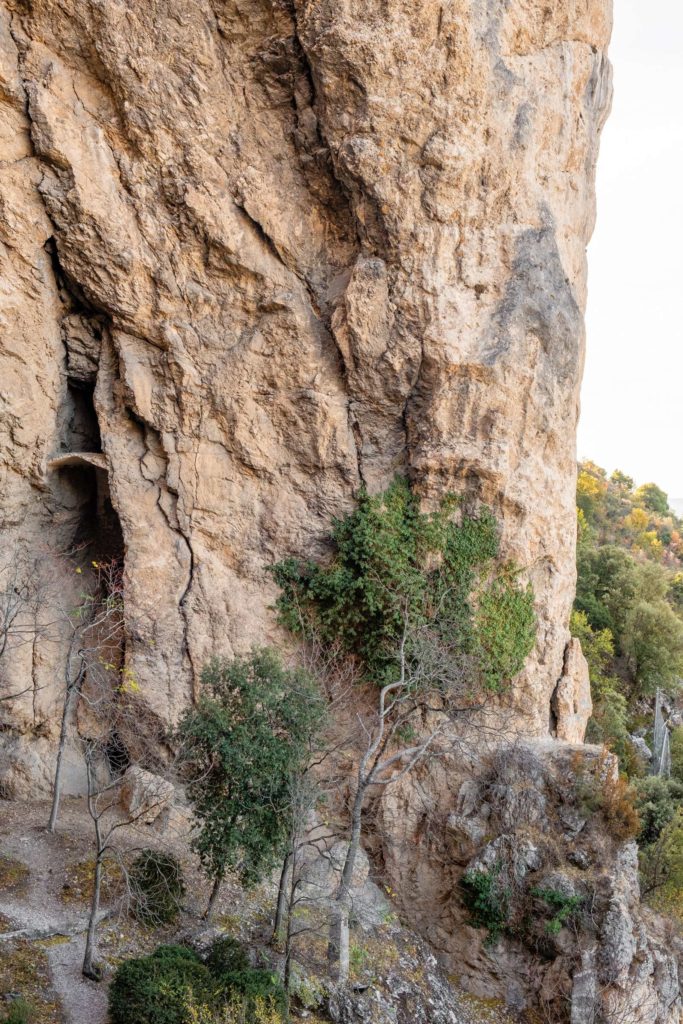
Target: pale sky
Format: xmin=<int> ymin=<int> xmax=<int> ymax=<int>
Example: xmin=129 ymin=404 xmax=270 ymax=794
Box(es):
xmin=579 ymin=0 xmax=683 ymax=503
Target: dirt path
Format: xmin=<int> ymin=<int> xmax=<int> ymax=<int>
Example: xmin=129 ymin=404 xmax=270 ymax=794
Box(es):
xmin=0 ymin=802 xmax=108 ymax=1024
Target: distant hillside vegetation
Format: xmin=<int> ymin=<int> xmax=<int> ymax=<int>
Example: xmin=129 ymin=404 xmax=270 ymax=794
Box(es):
xmin=573 ymin=461 xmax=683 ymax=921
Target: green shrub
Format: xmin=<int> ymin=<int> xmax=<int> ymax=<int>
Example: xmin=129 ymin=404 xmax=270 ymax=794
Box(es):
xmin=218 ymin=970 xmax=287 ymax=1018
xmin=531 ymin=887 xmax=583 ymax=934
xmin=130 ymin=850 xmax=185 ymax=925
xmin=108 ymin=945 xmax=213 ymax=1024
xmin=634 ymin=777 xmax=683 ymax=846
xmin=205 ymin=937 xmax=250 ymax=978
xmin=2 ymin=999 xmax=33 ymax=1024
xmin=271 ymin=476 xmax=535 ymax=691
xmin=671 ymin=727 xmax=683 ymax=784
xmin=182 ymin=993 xmax=286 ymax=1023
xmin=460 ymin=866 xmax=509 ymax=943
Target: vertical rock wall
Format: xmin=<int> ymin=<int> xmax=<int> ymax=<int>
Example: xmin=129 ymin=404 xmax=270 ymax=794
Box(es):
xmin=0 ymin=0 xmax=612 ymax=791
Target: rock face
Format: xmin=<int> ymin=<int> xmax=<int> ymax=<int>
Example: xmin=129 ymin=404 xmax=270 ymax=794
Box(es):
xmin=0 ymin=0 xmax=612 ymax=788
xmin=3 ymin=5 xmax=678 ymax=1023
xmin=377 ymin=742 xmax=683 ymax=1023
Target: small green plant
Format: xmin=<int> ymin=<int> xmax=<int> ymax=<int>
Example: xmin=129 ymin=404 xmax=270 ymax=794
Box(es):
xmin=183 ymin=994 xmax=286 ymax=1024
xmin=205 ymin=936 xmax=250 ymax=978
xmin=130 ymin=850 xmax=185 ymax=925
xmin=2 ymin=998 xmax=33 ymax=1024
xmin=349 ymin=943 xmax=371 ymax=978
xmin=460 ymin=866 xmax=510 ymax=943
xmin=531 ymin=887 xmax=583 ymax=935
xmin=287 ymin=967 xmax=325 ymax=1010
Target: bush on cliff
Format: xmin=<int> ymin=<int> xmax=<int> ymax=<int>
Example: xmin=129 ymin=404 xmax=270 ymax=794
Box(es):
xmin=271 ymin=476 xmax=536 ymax=691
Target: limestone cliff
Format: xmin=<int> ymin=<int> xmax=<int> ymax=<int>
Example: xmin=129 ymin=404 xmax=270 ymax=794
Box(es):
xmin=5 ymin=5 xmax=681 ymax=1023
xmin=0 ymin=0 xmax=610 ymax=789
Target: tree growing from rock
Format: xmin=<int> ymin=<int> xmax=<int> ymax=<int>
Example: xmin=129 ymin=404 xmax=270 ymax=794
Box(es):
xmin=272 ymin=477 xmax=537 ymax=982
xmin=178 ymin=649 xmax=326 ymax=920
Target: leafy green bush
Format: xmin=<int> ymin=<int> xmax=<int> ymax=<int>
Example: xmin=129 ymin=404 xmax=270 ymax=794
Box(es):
xmin=571 ymin=611 xmax=640 ymax=775
xmin=531 ymin=887 xmax=583 ymax=935
xmin=217 ymin=970 xmax=287 ymax=1018
xmin=271 ymin=477 xmax=535 ymax=691
xmin=634 ymin=776 xmax=683 ymax=846
xmin=460 ymin=866 xmax=510 ymax=942
xmin=671 ymin=727 xmax=683 ymax=784
xmin=108 ymin=945 xmax=213 ymax=1024
xmin=205 ymin=937 xmax=250 ymax=979
xmin=622 ymin=599 xmax=683 ymax=696
xmin=130 ymin=850 xmax=185 ymax=925
xmin=179 ymin=651 xmax=325 ymax=904
xmin=640 ymin=809 xmax=683 ymax=920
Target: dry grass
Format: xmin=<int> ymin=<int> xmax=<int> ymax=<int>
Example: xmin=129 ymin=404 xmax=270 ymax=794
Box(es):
xmin=0 ymin=857 xmax=29 ymax=896
xmin=58 ymin=856 xmax=124 ymax=905
xmin=0 ymin=940 xmax=63 ymax=1023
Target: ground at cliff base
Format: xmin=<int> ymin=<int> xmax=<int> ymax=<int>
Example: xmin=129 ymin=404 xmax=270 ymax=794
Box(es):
xmin=0 ymin=798 xmax=525 ymax=1024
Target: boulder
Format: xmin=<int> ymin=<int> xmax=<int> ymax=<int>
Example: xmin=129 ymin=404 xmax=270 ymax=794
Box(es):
xmin=119 ymin=766 xmax=174 ymax=825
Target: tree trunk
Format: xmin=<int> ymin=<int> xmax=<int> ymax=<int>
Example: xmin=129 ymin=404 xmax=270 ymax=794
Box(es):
xmin=48 ymin=647 xmax=85 ymax=833
xmin=273 ymin=850 xmax=291 ymax=944
xmin=82 ymin=851 xmax=103 ymax=980
xmin=329 ymin=779 xmax=365 ymax=983
xmin=329 ymin=904 xmax=350 ymax=983
xmin=47 ymin=684 xmax=72 ymax=833
xmin=204 ymin=873 xmax=223 ymax=920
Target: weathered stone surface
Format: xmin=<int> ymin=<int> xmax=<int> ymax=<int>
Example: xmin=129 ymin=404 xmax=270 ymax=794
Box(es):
xmin=377 ymin=743 xmax=682 ymax=1022
xmin=7 ymin=3 xmax=678 ymax=1021
xmin=552 ymin=637 xmax=593 ymax=743
xmin=119 ymin=766 xmax=174 ymax=825
xmin=0 ymin=0 xmax=612 ymax=779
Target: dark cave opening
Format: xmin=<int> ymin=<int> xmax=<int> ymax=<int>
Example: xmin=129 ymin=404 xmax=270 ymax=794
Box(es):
xmin=64 ymin=377 xmax=102 ymax=454
xmin=54 ymin=463 xmax=124 ymax=565
xmin=105 ymin=730 xmax=131 ymax=778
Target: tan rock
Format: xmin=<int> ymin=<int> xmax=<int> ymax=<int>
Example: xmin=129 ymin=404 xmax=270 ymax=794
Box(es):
xmin=119 ymin=766 xmax=174 ymax=825
xmin=553 ymin=638 xmax=593 ymax=743
xmin=0 ymin=0 xmax=612 ymax=771
xmin=0 ymin=0 xmax=613 ymax=990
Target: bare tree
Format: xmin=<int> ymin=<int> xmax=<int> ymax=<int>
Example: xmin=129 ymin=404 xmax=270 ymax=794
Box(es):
xmin=48 ymin=558 xmax=125 ymax=832
xmin=79 ymin=692 xmax=176 ymax=980
xmin=0 ymin=547 xmax=59 ymax=702
xmin=326 ymin=616 xmax=501 ymax=983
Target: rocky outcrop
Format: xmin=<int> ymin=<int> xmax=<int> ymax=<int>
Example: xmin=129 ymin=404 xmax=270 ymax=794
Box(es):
xmin=8 ymin=3 xmax=663 ymax=1019
xmin=553 ymin=637 xmax=594 ymax=743
xmin=376 ymin=742 xmax=682 ymax=1023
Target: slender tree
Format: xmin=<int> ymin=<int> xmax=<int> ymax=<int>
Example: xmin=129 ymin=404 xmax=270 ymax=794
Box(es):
xmin=178 ymin=650 xmax=326 ymax=920
xmin=48 ymin=559 xmax=125 ymax=832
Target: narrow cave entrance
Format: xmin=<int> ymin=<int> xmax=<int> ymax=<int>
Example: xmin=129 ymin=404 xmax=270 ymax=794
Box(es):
xmin=52 ymin=461 xmax=124 ymax=565
xmin=65 ymin=377 xmax=102 ymax=454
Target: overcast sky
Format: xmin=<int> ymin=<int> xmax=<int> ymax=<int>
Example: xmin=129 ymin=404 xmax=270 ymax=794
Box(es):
xmin=579 ymin=0 xmax=683 ymax=503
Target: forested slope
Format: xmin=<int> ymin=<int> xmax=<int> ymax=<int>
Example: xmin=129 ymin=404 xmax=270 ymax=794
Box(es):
xmin=573 ymin=461 xmax=683 ymax=919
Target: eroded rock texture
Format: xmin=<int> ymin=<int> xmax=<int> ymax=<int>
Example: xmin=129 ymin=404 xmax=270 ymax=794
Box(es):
xmin=0 ymin=2 xmax=611 ymax=777
xmin=9 ymin=5 xmax=679 ymax=1021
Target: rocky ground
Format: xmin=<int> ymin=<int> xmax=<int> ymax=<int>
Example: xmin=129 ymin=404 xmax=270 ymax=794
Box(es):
xmin=0 ymin=797 xmax=523 ymax=1024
